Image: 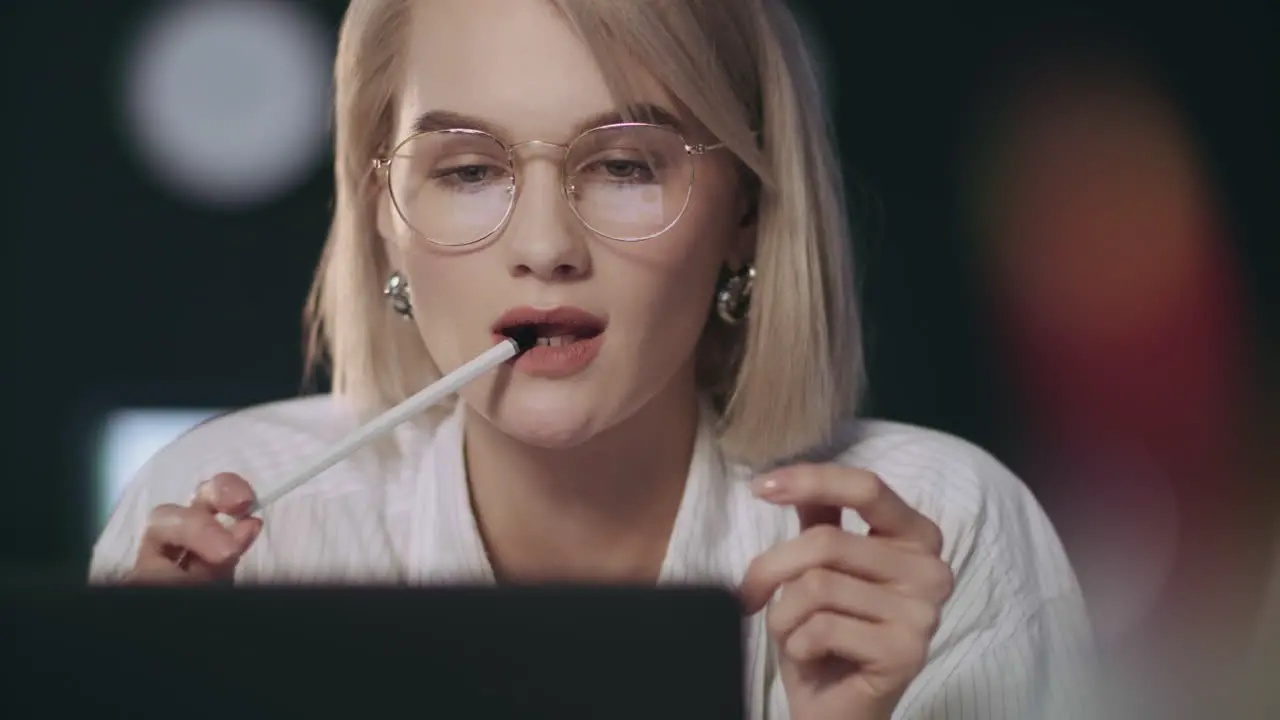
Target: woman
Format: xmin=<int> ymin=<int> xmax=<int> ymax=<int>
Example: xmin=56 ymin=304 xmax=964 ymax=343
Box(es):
xmin=91 ymin=0 xmax=1093 ymax=717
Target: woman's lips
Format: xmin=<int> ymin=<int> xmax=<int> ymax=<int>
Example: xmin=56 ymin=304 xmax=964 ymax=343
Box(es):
xmin=491 ymin=305 xmax=608 ymax=378
xmin=491 ymin=329 xmax=605 ymax=378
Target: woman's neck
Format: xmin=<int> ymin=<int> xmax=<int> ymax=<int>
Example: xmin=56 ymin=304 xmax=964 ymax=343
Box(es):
xmin=461 ymin=378 xmax=702 ymax=585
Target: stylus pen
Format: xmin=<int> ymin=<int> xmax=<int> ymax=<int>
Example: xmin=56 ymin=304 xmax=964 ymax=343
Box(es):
xmin=176 ymin=329 xmax=538 ymax=567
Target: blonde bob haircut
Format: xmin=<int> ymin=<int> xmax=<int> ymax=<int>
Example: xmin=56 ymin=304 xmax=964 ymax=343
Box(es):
xmin=305 ymin=0 xmax=863 ymax=469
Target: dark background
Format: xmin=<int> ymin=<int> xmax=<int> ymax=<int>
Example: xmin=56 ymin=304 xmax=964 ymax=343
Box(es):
xmin=3 ymin=0 xmax=1276 ymax=606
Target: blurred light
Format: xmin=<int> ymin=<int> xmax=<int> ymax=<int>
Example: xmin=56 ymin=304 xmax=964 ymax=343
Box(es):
xmin=1042 ymin=451 xmax=1180 ymax=644
xmin=96 ymin=408 xmax=223 ymax=528
xmin=981 ymin=69 xmax=1212 ymax=340
xmin=971 ymin=54 xmax=1257 ymax=669
xmin=120 ymin=0 xmax=332 ymax=208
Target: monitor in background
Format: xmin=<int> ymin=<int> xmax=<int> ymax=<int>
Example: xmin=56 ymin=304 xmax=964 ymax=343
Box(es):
xmin=94 ymin=407 xmax=222 ymax=528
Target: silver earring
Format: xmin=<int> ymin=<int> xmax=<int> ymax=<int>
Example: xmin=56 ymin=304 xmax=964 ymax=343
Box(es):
xmin=384 ymin=272 xmax=413 ymax=319
xmin=716 ymin=264 xmax=755 ymax=325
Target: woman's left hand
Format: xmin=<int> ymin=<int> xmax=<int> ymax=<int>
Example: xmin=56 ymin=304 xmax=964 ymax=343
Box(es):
xmin=740 ymin=465 xmax=955 ymax=720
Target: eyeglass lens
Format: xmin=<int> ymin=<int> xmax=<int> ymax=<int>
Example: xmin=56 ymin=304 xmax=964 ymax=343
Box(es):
xmin=387 ymin=125 xmax=695 ymax=245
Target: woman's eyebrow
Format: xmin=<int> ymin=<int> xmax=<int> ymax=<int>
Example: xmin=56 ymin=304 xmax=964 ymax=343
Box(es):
xmin=407 ymin=102 xmax=685 ymax=142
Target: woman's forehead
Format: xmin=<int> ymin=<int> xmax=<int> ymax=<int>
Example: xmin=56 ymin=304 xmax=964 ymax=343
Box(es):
xmin=396 ymin=0 xmax=681 ymax=144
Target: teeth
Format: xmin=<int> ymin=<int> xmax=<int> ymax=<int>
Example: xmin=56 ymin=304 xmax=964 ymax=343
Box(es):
xmin=535 ymin=335 xmax=577 ymax=347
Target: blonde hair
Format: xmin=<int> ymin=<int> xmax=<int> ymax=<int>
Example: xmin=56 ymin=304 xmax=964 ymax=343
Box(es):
xmin=306 ymin=0 xmax=862 ymax=468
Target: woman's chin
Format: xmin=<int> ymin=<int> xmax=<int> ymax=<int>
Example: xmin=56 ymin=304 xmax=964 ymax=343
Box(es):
xmin=460 ymin=377 xmax=639 ymax=449
xmin=494 ymin=411 xmax=602 ymax=449
xmin=504 ymin=423 xmax=596 ymax=449
xmin=480 ymin=395 xmax=611 ymax=449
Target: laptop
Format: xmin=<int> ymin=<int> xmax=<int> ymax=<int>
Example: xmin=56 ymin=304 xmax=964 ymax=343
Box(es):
xmin=0 ymin=583 xmax=745 ymax=719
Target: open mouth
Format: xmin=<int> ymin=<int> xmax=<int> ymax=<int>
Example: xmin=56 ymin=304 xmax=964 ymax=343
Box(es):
xmin=498 ymin=321 xmax=604 ymax=347
xmin=503 ymin=323 xmax=602 ymax=347
xmin=493 ymin=306 xmax=607 ymax=350
xmin=492 ymin=307 xmax=607 ymax=376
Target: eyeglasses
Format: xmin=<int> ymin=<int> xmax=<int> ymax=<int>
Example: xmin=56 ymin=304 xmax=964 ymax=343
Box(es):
xmin=372 ymin=123 xmax=730 ymax=247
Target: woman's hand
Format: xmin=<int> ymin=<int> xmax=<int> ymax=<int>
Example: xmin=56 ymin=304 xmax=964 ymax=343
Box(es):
xmin=123 ymin=472 xmax=262 ymax=585
xmin=740 ymin=465 xmax=954 ymax=720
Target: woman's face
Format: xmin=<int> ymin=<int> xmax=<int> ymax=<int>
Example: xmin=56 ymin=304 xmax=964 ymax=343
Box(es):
xmin=379 ymin=0 xmax=750 ymax=448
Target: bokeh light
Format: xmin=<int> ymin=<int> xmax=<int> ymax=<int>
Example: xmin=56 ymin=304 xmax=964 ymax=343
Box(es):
xmin=119 ymin=0 xmax=333 ymax=208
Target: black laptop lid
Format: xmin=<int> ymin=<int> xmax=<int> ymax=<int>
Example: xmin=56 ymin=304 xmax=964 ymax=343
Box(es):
xmin=1 ymin=584 xmax=745 ymax=720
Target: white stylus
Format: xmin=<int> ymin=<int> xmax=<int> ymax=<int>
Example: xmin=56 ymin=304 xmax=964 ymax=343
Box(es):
xmin=205 ymin=329 xmax=538 ymax=530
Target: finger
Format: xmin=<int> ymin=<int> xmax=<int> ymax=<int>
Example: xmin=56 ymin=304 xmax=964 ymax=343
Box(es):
xmin=742 ymin=526 xmax=891 ymax=613
xmin=741 ymin=528 xmax=952 ymax=614
xmin=766 ymin=568 xmax=903 ymax=640
xmin=227 ymin=516 xmax=263 ymax=547
xmin=127 ymin=551 xmax=222 ymax=585
xmin=140 ymin=504 xmax=246 ymax=565
xmin=189 ymin=473 xmax=257 ymax=517
xmin=753 ymin=465 xmax=940 ymax=550
xmin=130 ymin=515 xmax=261 ymax=584
xmin=753 ymin=465 xmax=914 ymax=534
xmin=179 ymin=516 xmax=262 ymax=566
xmin=783 ymin=611 xmax=927 ymax=676
xmin=796 ymin=503 xmax=841 ymax=531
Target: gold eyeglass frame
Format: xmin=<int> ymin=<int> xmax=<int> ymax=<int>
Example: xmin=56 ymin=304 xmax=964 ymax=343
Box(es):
xmin=371 ymin=122 xmax=729 ymax=247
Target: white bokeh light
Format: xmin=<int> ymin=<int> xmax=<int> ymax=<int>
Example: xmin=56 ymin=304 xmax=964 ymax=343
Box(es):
xmin=96 ymin=408 xmax=223 ymax=528
xmin=120 ymin=0 xmax=332 ymax=208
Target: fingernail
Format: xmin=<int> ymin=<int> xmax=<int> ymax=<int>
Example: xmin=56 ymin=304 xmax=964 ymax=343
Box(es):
xmin=189 ymin=483 xmax=209 ymax=505
xmin=751 ymin=473 xmax=789 ymax=500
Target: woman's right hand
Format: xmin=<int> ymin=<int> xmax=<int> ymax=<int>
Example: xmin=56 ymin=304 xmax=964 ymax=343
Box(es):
xmin=124 ymin=472 xmax=263 ymax=584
